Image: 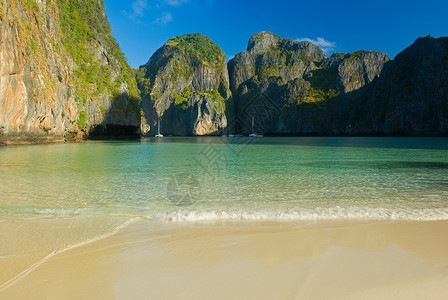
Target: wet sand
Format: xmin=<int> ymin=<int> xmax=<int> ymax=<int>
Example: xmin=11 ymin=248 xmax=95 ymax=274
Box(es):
xmin=1 ymin=219 xmax=448 ymax=299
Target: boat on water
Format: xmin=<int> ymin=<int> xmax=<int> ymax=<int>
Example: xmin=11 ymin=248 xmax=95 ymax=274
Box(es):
xmin=249 ymin=117 xmax=262 ymax=137
xmin=155 ymin=118 xmax=163 ymax=138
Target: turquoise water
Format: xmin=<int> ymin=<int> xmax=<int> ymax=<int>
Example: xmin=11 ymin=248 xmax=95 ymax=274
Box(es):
xmin=1 ymin=137 xmax=448 ymax=222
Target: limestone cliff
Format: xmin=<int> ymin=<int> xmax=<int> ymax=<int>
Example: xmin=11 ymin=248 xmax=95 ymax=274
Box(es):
xmin=2 ymin=8 xmax=446 ymax=142
xmin=0 ymin=0 xmax=76 ymax=144
xmin=227 ymin=31 xmax=389 ymax=134
xmin=348 ymin=36 xmax=448 ymax=135
xmin=137 ymin=33 xmax=229 ymax=136
xmin=56 ymin=0 xmax=141 ymax=138
xmin=325 ymin=50 xmax=390 ymax=93
xmin=0 ymin=0 xmax=141 ymax=144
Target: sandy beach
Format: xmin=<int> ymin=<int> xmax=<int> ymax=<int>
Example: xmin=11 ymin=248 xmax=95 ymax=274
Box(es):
xmin=1 ymin=219 xmax=448 ymax=299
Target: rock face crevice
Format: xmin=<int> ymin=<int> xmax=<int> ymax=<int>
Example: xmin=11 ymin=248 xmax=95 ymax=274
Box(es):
xmin=137 ymin=33 xmax=229 ymax=136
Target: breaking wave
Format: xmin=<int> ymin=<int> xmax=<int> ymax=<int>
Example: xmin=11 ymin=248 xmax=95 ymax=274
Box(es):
xmin=147 ymin=206 xmax=448 ymax=222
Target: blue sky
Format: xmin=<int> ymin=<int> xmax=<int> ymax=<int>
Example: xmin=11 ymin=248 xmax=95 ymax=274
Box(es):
xmin=104 ymin=0 xmax=448 ymax=68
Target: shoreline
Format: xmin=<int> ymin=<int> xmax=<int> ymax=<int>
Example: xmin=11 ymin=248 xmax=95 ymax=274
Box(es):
xmin=2 ymin=135 xmax=447 ymax=147
xmin=1 ymin=218 xmax=448 ymax=299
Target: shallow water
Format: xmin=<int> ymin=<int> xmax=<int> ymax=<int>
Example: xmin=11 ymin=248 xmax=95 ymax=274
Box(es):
xmin=1 ymin=137 xmax=448 ymax=222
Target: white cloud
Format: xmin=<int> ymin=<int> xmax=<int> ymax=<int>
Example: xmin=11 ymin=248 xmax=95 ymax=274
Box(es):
xmin=165 ymin=0 xmax=190 ymax=6
xmin=153 ymin=12 xmax=173 ymax=24
xmin=126 ymin=1 xmax=173 ymax=25
xmin=128 ymin=0 xmax=148 ymax=19
xmin=126 ymin=0 xmax=188 ymax=24
xmin=295 ymin=37 xmax=336 ymax=54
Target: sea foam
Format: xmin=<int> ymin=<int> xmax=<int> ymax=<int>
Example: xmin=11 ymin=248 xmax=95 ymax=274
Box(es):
xmin=147 ymin=206 xmax=448 ymax=222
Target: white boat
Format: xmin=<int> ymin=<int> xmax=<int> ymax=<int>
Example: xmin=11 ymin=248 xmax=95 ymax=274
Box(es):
xmin=222 ymin=127 xmax=231 ymax=137
xmin=155 ymin=118 xmax=163 ymax=138
xmin=249 ymin=117 xmax=259 ymax=137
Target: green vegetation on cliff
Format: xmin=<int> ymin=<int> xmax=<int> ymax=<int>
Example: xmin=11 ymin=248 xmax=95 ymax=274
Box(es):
xmin=166 ymin=33 xmax=225 ymax=70
xmin=56 ymin=0 xmax=140 ymax=108
xmin=138 ymin=33 xmax=227 ymax=93
xmin=172 ymin=89 xmax=226 ymax=112
xmin=77 ymin=110 xmax=88 ymax=129
xmin=298 ymin=87 xmax=340 ymax=104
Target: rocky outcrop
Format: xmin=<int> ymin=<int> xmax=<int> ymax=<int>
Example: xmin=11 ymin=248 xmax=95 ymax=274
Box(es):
xmin=227 ymin=31 xmax=390 ymax=134
xmin=2 ymin=7 xmax=446 ymax=142
xmin=332 ymin=51 xmax=390 ymax=93
xmin=0 ymin=0 xmax=141 ymax=144
xmin=348 ymin=36 xmax=448 ymax=135
xmin=56 ymin=0 xmax=142 ymax=139
xmin=137 ymin=33 xmax=229 ymax=136
xmin=0 ymin=0 xmax=77 ymax=144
